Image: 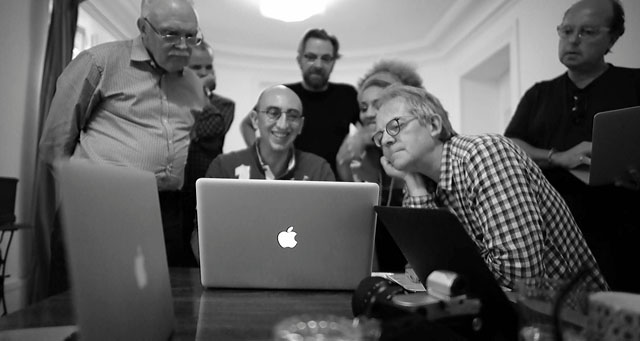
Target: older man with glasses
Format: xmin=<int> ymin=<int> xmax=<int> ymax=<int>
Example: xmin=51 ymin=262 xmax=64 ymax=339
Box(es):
xmin=375 ymin=84 xmax=608 ymax=292
xmin=39 ymin=0 xmax=208 ymax=276
xmin=504 ymin=0 xmax=640 ymax=292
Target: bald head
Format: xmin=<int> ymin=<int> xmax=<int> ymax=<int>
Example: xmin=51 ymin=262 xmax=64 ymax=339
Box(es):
xmin=257 ymin=85 xmax=303 ymax=113
xmin=141 ymin=0 xmax=195 ymax=18
xmin=564 ymin=0 xmax=625 ymax=38
xmin=253 ymin=85 xmax=304 ymax=153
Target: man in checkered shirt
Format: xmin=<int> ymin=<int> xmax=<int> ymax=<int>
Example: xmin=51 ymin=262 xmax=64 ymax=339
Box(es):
xmin=372 ymin=84 xmax=608 ymax=291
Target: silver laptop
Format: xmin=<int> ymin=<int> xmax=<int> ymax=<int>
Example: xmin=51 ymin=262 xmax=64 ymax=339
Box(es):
xmin=58 ymin=161 xmax=175 ymax=341
xmin=570 ymin=106 xmax=640 ymax=186
xmin=196 ymin=179 xmax=379 ymax=290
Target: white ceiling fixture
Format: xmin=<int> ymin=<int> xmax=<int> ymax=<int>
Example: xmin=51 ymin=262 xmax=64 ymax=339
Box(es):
xmin=259 ymin=0 xmax=327 ymax=22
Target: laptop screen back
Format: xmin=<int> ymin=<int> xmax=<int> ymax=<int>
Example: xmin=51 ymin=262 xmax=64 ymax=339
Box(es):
xmin=374 ymin=206 xmax=518 ymax=340
xmin=58 ymin=161 xmax=175 ymax=341
xmin=196 ymin=179 xmax=379 ymax=290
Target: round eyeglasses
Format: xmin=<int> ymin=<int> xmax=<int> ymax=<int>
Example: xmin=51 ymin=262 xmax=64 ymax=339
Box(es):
xmin=258 ymin=107 xmax=303 ymax=124
xmin=371 ymin=116 xmax=418 ymax=147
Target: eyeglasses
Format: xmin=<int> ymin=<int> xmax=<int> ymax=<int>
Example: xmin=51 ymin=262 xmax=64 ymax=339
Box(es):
xmin=258 ymin=107 xmax=303 ymax=123
xmin=302 ymin=53 xmax=335 ymax=64
xmin=556 ymin=25 xmax=610 ymax=40
xmin=144 ymin=18 xmax=203 ymax=46
xmin=371 ymin=116 xmax=418 ymax=147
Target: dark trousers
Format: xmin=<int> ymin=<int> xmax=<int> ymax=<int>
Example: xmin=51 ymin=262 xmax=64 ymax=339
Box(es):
xmin=546 ymin=169 xmax=640 ymax=293
xmin=159 ymin=191 xmax=195 ymax=267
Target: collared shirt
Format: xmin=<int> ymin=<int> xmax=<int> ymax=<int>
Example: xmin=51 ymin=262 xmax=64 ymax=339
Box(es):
xmin=403 ymin=134 xmax=608 ymax=291
xmin=254 ymin=143 xmax=296 ymax=180
xmin=39 ymin=36 xmax=206 ymax=190
xmin=205 ymin=142 xmax=335 ymax=181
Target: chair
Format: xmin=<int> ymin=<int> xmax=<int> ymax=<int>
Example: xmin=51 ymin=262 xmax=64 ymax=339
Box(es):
xmin=0 ymin=177 xmax=19 ymax=316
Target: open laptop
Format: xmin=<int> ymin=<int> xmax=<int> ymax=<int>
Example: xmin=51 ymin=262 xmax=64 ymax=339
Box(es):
xmin=196 ymin=179 xmax=379 ymax=290
xmin=374 ymin=206 xmax=518 ymax=340
xmin=570 ymin=106 xmax=640 ymax=186
xmin=57 ymin=161 xmax=175 ymax=340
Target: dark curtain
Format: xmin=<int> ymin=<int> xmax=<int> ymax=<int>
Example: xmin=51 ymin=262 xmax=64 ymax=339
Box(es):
xmin=29 ymin=0 xmax=84 ymax=303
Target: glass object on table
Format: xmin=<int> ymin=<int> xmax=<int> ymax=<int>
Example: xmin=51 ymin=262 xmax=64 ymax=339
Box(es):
xmin=516 ymin=277 xmax=589 ymax=341
xmin=273 ymin=314 xmax=380 ymax=341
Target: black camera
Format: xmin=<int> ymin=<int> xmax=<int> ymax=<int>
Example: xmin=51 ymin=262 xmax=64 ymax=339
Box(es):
xmin=352 ymin=271 xmax=487 ymax=340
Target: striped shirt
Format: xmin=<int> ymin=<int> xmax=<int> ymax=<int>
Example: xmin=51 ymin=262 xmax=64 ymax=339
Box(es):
xmin=39 ymin=36 xmax=206 ymax=190
xmin=404 ymin=134 xmax=608 ymax=291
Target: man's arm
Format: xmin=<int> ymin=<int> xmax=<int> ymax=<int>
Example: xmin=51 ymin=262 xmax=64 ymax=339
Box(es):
xmin=467 ymin=139 xmax=546 ymax=288
xmin=39 ymin=51 xmax=101 ymax=167
xmin=221 ymin=101 xmax=235 ymax=134
xmin=239 ymin=111 xmax=256 ymax=146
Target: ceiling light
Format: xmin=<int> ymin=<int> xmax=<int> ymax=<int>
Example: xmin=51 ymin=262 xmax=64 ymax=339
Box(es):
xmin=260 ymin=0 xmax=327 ymax=23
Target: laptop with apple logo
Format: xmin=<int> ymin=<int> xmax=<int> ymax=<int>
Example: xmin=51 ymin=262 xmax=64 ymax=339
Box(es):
xmin=57 ymin=161 xmax=175 ymax=341
xmin=196 ymin=178 xmax=379 ymax=290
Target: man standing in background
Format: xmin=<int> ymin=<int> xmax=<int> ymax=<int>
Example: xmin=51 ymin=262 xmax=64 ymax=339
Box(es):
xmin=504 ymin=0 xmax=640 ymax=292
xmin=239 ymin=28 xmax=359 ymax=175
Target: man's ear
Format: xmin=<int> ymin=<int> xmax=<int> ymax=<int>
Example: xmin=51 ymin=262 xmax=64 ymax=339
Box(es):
xmin=428 ymin=115 xmax=443 ymax=138
xmin=297 ymin=117 xmax=305 ymax=135
xmin=296 ymin=54 xmax=303 ymax=68
xmin=250 ymin=110 xmax=259 ymax=130
xmin=136 ymin=17 xmax=146 ymax=34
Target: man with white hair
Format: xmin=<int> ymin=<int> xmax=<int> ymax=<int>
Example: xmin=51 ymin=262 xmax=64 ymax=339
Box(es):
xmin=40 ymin=0 xmax=206 ymax=275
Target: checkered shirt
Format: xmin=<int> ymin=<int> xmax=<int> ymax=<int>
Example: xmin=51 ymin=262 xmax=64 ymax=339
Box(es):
xmin=403 ymin=134 xmax=608 ymax=291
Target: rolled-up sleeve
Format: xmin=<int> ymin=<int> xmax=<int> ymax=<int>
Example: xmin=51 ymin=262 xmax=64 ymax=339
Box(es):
xmin=39 ymin=51 xmax=102 ymax=166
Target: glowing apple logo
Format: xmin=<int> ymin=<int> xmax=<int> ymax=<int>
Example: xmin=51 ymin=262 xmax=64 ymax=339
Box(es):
xmin=134 ymin=245 xmax=148 ymax=289
xmin=277 ymin=226 xmax=298 ymax=248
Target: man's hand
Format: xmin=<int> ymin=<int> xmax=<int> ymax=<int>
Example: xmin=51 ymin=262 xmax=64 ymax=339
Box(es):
xmin=380 ymin=156 xmax=405 ymax=179
xmin=380 ymin=156 xmax=427 ymax=196
xmin=552 ymin=141 xmax=592 ymax=169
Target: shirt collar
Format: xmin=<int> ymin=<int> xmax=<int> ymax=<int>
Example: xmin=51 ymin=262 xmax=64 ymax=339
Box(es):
xmin=437 ymin=138 xmax=456 ymax=192
xmin=254 ymin=143 xmax=297 ymax=180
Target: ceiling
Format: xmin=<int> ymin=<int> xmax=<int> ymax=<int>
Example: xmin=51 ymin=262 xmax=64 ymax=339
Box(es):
xmin=83 ymin=0 xmax=515 ymax=62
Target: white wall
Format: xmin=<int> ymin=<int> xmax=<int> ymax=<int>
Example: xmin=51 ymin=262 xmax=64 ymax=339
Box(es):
xmin=408 ymin=0 xmax=640 ymax=135
xmin=0 ymin=0 xmax=49 ymax=313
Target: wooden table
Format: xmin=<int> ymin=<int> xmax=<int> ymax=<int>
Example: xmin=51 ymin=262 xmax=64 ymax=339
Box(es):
xmin=0 ymin=268 xmax=355 ymax=340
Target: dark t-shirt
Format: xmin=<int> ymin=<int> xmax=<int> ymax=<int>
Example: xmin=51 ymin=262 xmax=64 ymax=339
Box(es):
xmin=284 ymin=82 xmax=359 ymax=174
xmin=505 ymin=64 xmax=640 ymax=150
xmin=504 ymin=64 xmax=640 ymax=292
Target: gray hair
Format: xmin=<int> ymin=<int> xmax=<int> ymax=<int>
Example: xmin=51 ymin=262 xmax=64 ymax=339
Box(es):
xmin=374 ymin=84 xmax=457 ymax=142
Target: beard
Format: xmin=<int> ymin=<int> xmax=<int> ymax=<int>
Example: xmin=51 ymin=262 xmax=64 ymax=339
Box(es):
xmin=302 ymin=68 xmax=329 ymax=91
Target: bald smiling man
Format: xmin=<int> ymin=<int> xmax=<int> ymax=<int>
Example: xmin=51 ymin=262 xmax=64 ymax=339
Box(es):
xmin=205 ymin=85 xmax=335 ymax=181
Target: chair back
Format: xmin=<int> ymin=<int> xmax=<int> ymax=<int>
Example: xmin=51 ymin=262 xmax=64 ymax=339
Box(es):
xmin=0 ymin=177 xmax=18 ymax=226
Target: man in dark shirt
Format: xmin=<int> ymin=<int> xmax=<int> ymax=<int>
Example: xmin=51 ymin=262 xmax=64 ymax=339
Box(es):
xmin=504 ymin=0 xmax=640 ymax=292
xmin=239 ymin=28 xmax=359 ymax=174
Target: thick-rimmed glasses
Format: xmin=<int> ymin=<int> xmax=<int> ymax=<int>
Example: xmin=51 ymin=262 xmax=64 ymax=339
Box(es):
xmin=258 ymin=107 xmax=303 ymax=124
xmin=556 ymin=25 xmax=610 ymax=40
xmin=371 ymin=116 xmax=418 ymax=147
xmin=144 ymin=18 xmax=203 ymax=46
